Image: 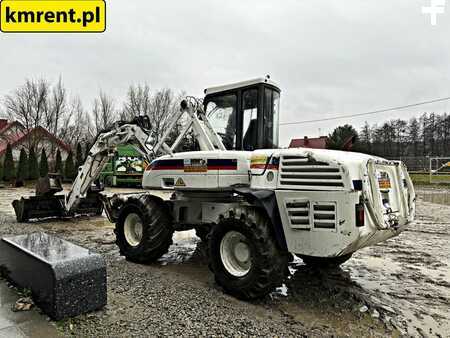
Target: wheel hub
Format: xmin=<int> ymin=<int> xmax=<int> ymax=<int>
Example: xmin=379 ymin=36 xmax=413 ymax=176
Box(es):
xmin=124 ymin=213 xmax=143 ymax=247
xmin=220 ymin=231 xmax=251 ymax=277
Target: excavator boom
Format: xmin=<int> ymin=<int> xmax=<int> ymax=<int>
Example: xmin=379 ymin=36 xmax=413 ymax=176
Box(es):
xmin=12 ymin=98 xmax=223 ymax=222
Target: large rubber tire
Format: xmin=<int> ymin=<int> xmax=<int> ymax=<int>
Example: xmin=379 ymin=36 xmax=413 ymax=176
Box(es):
xmin=208 ymin=207 xmax=288 ymax=300
xmin=300 ymin=253 xmax=352 ymax=268
xmin=114 ymin=194 xmax=174 ymax=263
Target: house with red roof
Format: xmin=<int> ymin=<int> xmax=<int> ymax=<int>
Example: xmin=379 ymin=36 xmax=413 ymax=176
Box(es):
xmin=0 ymin=119 xmax=71 ymax=161
xmin=289 ymin=135 xmax=355 ymax=151
xmin=289 ymin=136 xmax=328 ymax=149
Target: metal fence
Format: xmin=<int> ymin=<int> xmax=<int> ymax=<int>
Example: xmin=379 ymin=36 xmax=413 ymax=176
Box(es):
xmin=386 ymin=157 xmax=430 ymax=172
xmin=429 ymin=157 xmax=450 ymax=184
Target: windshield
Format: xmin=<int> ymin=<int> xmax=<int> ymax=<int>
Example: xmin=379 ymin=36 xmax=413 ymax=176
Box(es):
xmin=206 ymin=94 xmax=237 ymax=150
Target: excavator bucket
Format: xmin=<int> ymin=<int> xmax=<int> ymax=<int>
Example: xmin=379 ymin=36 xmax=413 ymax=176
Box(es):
xmin=12 ymin=175 xmax=104 ymax=222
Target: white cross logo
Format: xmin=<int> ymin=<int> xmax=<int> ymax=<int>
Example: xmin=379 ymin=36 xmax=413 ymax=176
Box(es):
xmin=422 ymin=0 xmax=446 ymax=25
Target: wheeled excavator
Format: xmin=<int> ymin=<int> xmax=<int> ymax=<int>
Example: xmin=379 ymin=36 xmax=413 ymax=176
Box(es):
xmin=12 ymin=78 xmax=416 ymax=299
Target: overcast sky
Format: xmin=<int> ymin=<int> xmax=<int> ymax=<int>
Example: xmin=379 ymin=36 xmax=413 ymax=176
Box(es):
xmin=1 ymin=0 xmax=449 ymax=146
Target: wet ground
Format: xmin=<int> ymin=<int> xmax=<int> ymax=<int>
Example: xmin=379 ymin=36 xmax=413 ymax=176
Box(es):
xmin=0 ymin=185 xmax=448 ymax=337
xmin=0 ymin=282 xmax=60 ymax=338
xmin=343 ymin=189 xmax=450 ymax=337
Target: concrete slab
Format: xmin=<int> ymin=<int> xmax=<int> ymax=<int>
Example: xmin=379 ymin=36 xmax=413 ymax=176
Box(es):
xmin=0 ymin=316 xmax=13 ymax=330
xmin=0 ymin=326 xmax=26 ymax=338
xmin=18 ymin=320 xmax=61 ymax=338
xmin=0 ymin=284 xmax=18 ymax=306
xmin=0 ymin=281 xmax=59 ymax=338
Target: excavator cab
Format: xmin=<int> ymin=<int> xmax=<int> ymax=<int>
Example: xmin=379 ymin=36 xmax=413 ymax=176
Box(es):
xmin=203 ymin=77 xmax=281 ymax=151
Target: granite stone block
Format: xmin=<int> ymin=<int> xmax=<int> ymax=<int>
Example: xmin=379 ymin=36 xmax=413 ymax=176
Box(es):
xmin=0 ymin=232 xmax=106 ymax=320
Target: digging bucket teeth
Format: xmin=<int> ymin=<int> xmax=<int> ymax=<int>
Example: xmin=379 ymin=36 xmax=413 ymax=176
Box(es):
xmin=12 ymin=175 xmax=104 ymax=222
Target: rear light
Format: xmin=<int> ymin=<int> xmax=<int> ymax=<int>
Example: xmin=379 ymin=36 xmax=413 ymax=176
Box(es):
xmin=355 ymin=203 xmax=365 ymax=227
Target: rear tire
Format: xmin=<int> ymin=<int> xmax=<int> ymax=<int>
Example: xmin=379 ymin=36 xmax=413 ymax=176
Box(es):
xmin=208 ymin=207 xmax=288 ymax=300
xmin=300 ymin=253 xmax=352 ymax=268
xmin=114 ymin=195 xmax=174 ymax=263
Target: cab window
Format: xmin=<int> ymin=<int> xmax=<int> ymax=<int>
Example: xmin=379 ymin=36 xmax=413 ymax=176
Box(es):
xmin=206 ymin=94 xmax=237 ymax=150
xmin=263 ymin=89 xmax=280 ymax=148
xmin=242 ymin=89 xmax=258 ymax=150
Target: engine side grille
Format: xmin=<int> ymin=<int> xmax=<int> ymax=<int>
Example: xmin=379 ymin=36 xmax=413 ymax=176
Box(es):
xmin=313 ymin=203 xmax=336 ymax=229
xmin=286 ymin=200 xmax=310 ymax=230
xmin=279 ymin=155 xmax=345 ymax=190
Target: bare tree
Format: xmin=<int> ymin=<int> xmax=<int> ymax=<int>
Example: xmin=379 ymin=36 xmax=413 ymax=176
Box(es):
xmin=92 ymin=91 xmax=117 ymax=135
xmin=47 ymin=77 xmax=67 ymax=135
xmin=149 ymin=88 xmax=183 ymax=143
xmin=46 ymin=77 xmax=67 ymax=154
xmin=4 ymin=79 xmax=50 ymax=130
xmin=122 ymin=84 xmax=151 ymax=120
xmin=3 ymin=78 xmax=51 ymax=150
xmin=58 ymin=96 xmax=93 ymax=147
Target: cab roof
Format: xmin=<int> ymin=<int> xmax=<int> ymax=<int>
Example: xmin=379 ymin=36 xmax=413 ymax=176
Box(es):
xmin=204 ymin=77 xmax=280 ymax=95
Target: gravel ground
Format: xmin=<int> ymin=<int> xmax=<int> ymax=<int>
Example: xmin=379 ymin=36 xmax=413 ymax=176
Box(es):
xmin=0 ymin=185 xmax=448 ymax=337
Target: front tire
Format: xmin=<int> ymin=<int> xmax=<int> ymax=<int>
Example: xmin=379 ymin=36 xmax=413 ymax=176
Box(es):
xmin=208 ymin=208 xmax=288 ymax=300
xmin=114 ymin=194 xmax=174 ymax=263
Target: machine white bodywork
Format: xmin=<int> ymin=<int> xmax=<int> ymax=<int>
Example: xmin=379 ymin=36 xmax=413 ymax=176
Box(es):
xmin=143 ymin=147 xmax=416 ymax=258
xmin=19 ymin=78 xmax=417 ymax=299
xmin=64 ymin=79 xmax=415 ymax=259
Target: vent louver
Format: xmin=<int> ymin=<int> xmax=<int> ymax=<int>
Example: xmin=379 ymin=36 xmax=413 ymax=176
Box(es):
xmin=279 ymin=155 xmax=344 ymax=190
xmin=286 ymin=200 xmax=310 ymax=230
xmin=313 ymin=203 xmax=337 ymax=229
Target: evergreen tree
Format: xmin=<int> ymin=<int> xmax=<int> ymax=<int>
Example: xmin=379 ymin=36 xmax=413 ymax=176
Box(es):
xmin=16 ymin=148 xmax=28 ymax=184
xmin=76 ymin=143 xmax=84 ymax=168
xmin=84 ymin=142 xmax=91 ymax=161
xmin=54 ymin=149 xmax=63 ymax=174
xmin=0 ymin=162 xmax=3 ymax=184
xmin=326 ymin=125 xmax=358 ymax=151
xmin=28 ymin=148 xmax=39 ymax=180
xmin=64 ymin=151 xmax=76 ymax=180
xmin=39 ymin=149 xmax=49 ymax=177
xmin=3 ymin=144 xmax=15 ymax=182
